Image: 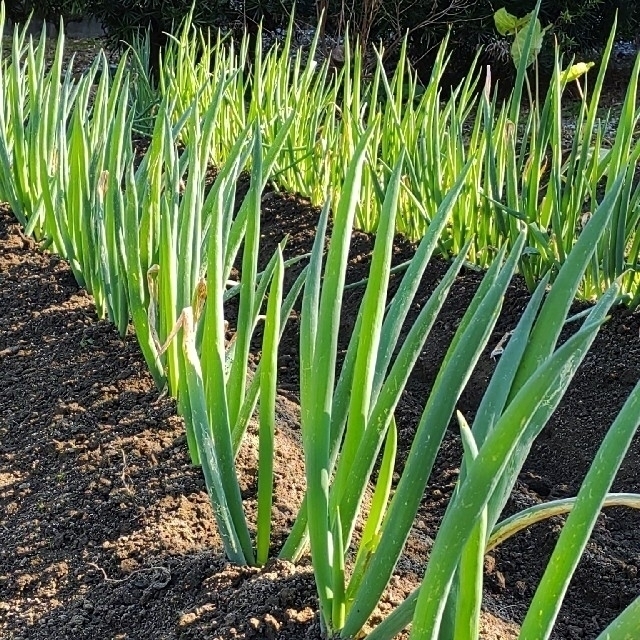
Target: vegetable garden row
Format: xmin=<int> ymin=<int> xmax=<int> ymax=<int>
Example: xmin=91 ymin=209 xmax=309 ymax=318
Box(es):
xmin=1 ymin=0 xmax=639 ymax=637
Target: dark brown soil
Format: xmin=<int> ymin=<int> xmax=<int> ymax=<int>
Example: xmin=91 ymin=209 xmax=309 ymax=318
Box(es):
xmin=0 ymin=182 xmax=638 ymax=640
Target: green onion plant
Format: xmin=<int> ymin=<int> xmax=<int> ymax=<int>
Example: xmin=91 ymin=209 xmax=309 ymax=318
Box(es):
xmin=293 ymin=127 xmax=639 ymax=639
xmin=0 ymin=9 xmax=139 ymax=332
xmin=139 ymin=5 xmax=640 ymax=306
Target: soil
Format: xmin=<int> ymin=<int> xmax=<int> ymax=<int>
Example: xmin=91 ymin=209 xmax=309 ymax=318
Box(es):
xmin=0 ymin=180 xmax=639 ymax=640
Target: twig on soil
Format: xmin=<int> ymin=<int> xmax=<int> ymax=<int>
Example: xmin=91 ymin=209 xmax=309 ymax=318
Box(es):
xmin=490 ymin=330 xmax=514 ymax=359
xmin=86 ymin=562 xmax=171 ymax=588
xmin=120 ymin=448 xmax=133 ymax=494
xmin=0 ymin=345 xmax=21 ymax=358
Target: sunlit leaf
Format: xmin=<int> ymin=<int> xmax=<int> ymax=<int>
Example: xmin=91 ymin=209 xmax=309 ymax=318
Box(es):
xmin=494 ymin=7 xmax=533 ymax=36
xmin=561 ymin=61 xmax=595 ymax=84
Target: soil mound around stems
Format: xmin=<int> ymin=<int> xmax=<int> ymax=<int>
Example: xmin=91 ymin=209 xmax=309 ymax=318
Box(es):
xmin=0 ymin=193 xmax=638 ymax=640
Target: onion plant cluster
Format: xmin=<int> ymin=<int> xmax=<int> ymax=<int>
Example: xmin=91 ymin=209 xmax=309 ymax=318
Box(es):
xmin=125 ymin=6 xmax=640 ymax=307
xmin=0 ymin=7 xmax=139 ymax=333
xmin=1 ymin=3 xmax=639 ymax=639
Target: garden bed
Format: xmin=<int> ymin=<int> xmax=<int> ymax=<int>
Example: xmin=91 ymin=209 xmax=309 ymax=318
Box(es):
xmin=1 ymin=183 xmax=638 ymax=639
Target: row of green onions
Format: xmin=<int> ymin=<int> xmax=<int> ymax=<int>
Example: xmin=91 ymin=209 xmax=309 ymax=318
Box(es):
xmin=0 ymin=1 xmax=638 ymax=638
xmin=126 ymin=6 xmax=640 ymax=307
